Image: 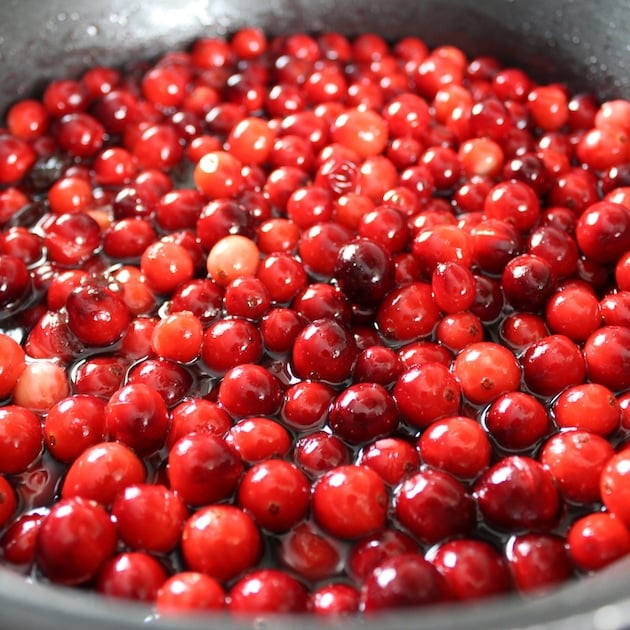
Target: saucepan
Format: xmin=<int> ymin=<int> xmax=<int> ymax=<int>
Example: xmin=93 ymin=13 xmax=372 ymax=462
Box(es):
xmin=0 ymin=0 xmax=628 ymax=628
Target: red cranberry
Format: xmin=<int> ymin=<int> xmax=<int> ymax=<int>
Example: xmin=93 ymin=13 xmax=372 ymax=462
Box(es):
xmin=427 ymin=539 xmax=511 ymax=601
xmin=96 ymin=551 xmax=168 ymax=602
xmin=583 ymin=326 xmax=630 ymax=392
xmin=36 ymin=497 xmax=117 ymax=585
xmin=181 ymin=505 xmax=261 ymax=582
xmin=105 ymin=383 xmax=169 ymax=455
xmin=312 ymin=465 xmax=387 ymax=539
xmin=156 ymin=572 xmax=226 ymax=614
xmin=394 ymin=468 xmax=475 ymax=544
xmin=567 ymin=513 xmax=630 ymax=571
xmin=237 ymin=459 xmax=310 ymax=532
xmin=521 ymin=334 xmax=586 ymax=398
xmin=66 ymin=284 xmax=130 ymax=347
xmin=474 ymin=456 xmax=560 ymax=532
xmin=506 ymin=534 xmax=574 ymax=593
xmin=229 ymin=569 xmax=309 ymax=614
xmin=361 ymin=553 xmax=445 ymax=612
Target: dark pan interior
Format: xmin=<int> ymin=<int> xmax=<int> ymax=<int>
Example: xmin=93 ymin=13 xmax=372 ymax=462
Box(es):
xmin=0 ymin=0 xmax=629 ymax=628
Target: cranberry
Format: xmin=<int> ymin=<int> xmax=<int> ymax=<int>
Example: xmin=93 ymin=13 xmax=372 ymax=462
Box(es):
xmin=453 ymin=341 xmax=521 ymax=405
xmin=583 ymin=326 xmax=630 ymax=392
xmin=567 ymin=513 xmax=630 ymax=571
xmin=0 ymin=334 xmax=26 ymax=399
xmin=541 ymin=430 xmax=615 ymax=505
xmin=61 ymin=441 xmax=145 ymax=505
xmin=112 ymin=484 xmax=187 ymax=553
xmin=0 ymin=476 xmax=17 ymax=529
xmin=181 ymin=504 xmax=261 ymax=582
xmin=13 ymin=360 xmax=70 ymax=414
xmin=225 ymin=417 xmax=291 ymax=463
xmin=293 ymin=431 xmax=350 ymax=476
xmin=66 ymin=284 xmax=130 ymax=347
xmin=229 ymin=569 xmax=309 ymax=614
xmin=361 ymin=553 xmax=445 ymax=612
xmin=201 ymin=317 xmax=263 ymax=374
xmin=357 ymin=437 xmax=420 ymax=485
xmin=545 ymin=283 xmax=602 ymax=341
xmin=36 ymin=497 xmax=117 ymax=585
xmin=96 ymin=551 xmax=168 ymax=602
xmin=474 ymin=456 xmax=560 ymax=532
xmin=217 ymin=363 xmax=282 ymax=418
xmin=427 ymin=539 xmax=511 ymax=601
xmin=312 ymin=465 xmax=387 ymax=539
xmin=484 ymin=391 xmax=551 ymax=451
xmin=394 ymin=362 xmax=461 ymax=428
xmin=0 ymin=513 xmax=43 ymax=567
xmin=44 ymin=395 xmax=107 ymax=463
xmin=502 ymin=254 xmax=556 ymax=313
xmin=394 ymin=468 xmax=475 ymax=544
xmin=278 ymin=521 xmax=341 ymax=581
xmin=237 ymin=459 xmax=309 ymax=533
xmin=291 ymin=318 xmax=357 ymax=384
xmin=600 ymin=451 xmax=630 ymax=526
xmin=168 ymin=433 xmax=243 ymax=507
xmin=156 ymin=572 xmax=226 ymax=614
xmin=376 ymin=282 xmax=440 ymax=343
xmin=418 ymin=415 xmax=491 ymax=479
xmin=521 ymin=334 xmax=586 ymax=398
xmin=312 ymin=583 xmax=360 ymax=616
xmin=328 ymin=383 xmax=398 ymax=445
xmin=506 ymin=534 xmax=574 ymax=593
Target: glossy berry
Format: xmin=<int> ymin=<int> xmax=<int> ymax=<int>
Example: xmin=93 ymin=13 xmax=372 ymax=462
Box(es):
xmin=506 ymin=534 xmax=574 ymax=593
xmin=474 ymin=456 xmax=560 ymax=532
xmin=96 ymin=551 xmax=168 ymax=602
xmin=567 ymin=513 xmax=630 ymax=572
xmin=229 ymin=569 xmax=309 ymax=614
xmin=156 ymin=572 xmax=226 ymax=614
xmin=112 ymin=484 xmax=188 ymax=553
xmin=61 ymin=441 xmax=146 ymax=506
xmin=168 ymin=433 xmax=243 ymax=507
xmin=600 ymin=452 xmax=630 ymax=526
xmin=394 ymin=468 xmax=475 ymax=544
xmin=361 ymin=553 xmax=445 ymax=612
xmin=237 ymin=459 xmax=310 ymax=532
xmin=36 ymin=497 xmax=117 ymax=585
xmin=312 ymin=465 xmax=388 ymax=539
xmin=427 ymin=539 xmax=511 ymax=601
xmin=181 ymin=505 xmax=261 ymax=582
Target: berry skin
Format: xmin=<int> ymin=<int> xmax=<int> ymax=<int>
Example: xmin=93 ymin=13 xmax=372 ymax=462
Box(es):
xmin=474 ymin=456 xmax=560 ymax=532
xmin=168 ymin=433 xmax=243 ymax=507
xmin=111 ymin=484 xmax=188 ymax=553
xmin=452 ymin=341 xmax=521 ymax=405
xmin=361 ymin=553 xmax=445 ymax=612
xmin=229 ymin=569 xmax=309 ymax=614
xmin=567 ymin=513 xmax=630 ymax=572
xmin=96 ymin=552 xmax=168 ymax=602
xmin=36 ymin=497 xmax=117 ymax=585
xmin=156 ymin=572 xmax=226 ymax=614
xmin=394 ymin=362 xmax=461 ymax=428
xmin=312 ymin=465 xmax=388 ymax=539
xmin=506 ymin=534 xmax=574 ymax=593
xmin=541 ymin=430 xmax=615 ymax=505
xmin=600 ymin=452 xmax=630 ymax=526
xmin=181 ymin=505 xmax=262 ymax=583
xmin=0 ymin=405 xmax=43 ymax=473
xmin=61 ymin=442 xmax=146 ymax=506
xmin=394 ymin=468 xmax=475 ymax=544
xmin=237 ymin=459 xmax=310 ymax=532
xmin=427 ymin=539 xmax=512 ymax=601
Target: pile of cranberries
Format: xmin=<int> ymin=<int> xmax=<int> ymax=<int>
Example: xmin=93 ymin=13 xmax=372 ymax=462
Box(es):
xmin=0 ymin=26 xmax=629 ymax=618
